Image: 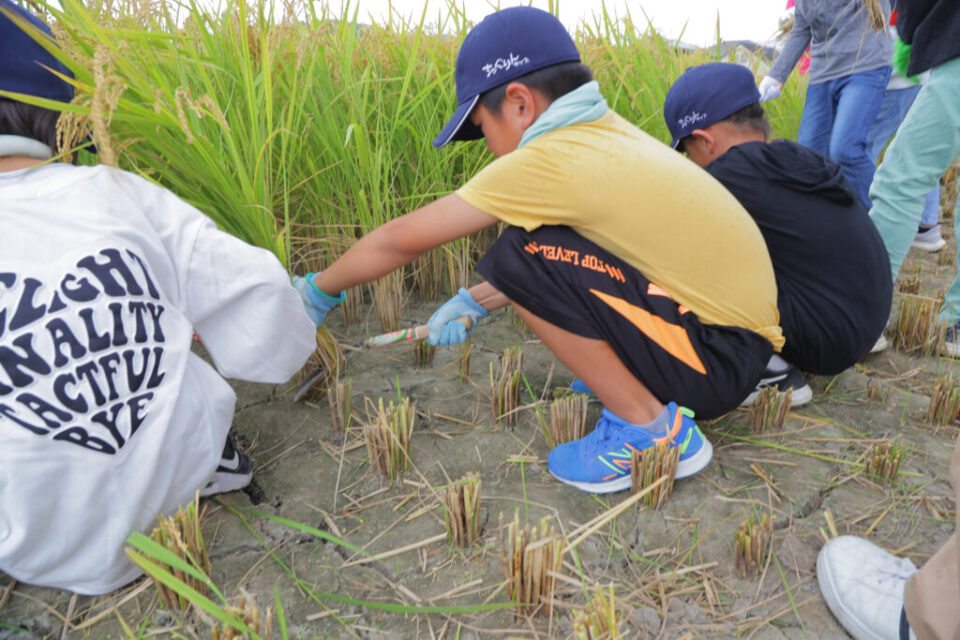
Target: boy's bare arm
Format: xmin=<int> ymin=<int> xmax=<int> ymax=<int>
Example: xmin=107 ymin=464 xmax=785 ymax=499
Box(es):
xmin=312 ymin=194 xmax=498 ymax=296
xmin=467 ymin=281 xmax=511 ymax=312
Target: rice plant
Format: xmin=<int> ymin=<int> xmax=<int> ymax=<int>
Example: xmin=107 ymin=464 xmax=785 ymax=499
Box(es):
xmin=144 ymin=495 xmax=210 ymax=611
xmin=749 ymin=386 xmax=792 ymax=433
xmin=893 ymin=294 xmax=946 ymax=355
xmin=630 ymin=442 xmax=680 ymax=510
xmin=865 ymin=440 xmax=905 ymax=484
xmin=735 ymin=512 xmax=774 ymax=577
xmin=572 ymin=584 xmax=621 ymax=640
xmin=939 ymin=245 xmax=954 ymax=266
xmin=500 ymin=515 xmax=564 ymax=617
xmin=363 ymin=396 xmax=416 ymax=482
xmin=327 ymin=377 xmax=352 ymax=433
xmin=441 ymin=474 xmax=482 ymax=548
xmin=544 ymin=393 xmax=589 ymax=448
xmin=490 ymin=346 xmax=524 ymax=425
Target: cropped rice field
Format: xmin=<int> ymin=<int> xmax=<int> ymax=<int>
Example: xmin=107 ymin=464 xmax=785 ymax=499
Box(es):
xmin=12 ymin=3 xmax=921 ymax=639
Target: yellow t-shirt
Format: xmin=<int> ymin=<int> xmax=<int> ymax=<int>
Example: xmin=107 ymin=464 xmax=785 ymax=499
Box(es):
xmin=457 ymin=110 xmax=784 ymax=350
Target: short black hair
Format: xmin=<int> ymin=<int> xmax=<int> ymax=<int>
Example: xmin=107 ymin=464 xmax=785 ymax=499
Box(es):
xmin=478 ymin=61 xmax=594 ymax=115
xmin=0 ymin=98 xmax=60 ymax=153
xmin=678 ymin=102 xmax=770 ymax=152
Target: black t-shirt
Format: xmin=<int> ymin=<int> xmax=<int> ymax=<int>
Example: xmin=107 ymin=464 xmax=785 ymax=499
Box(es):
xmin=706 ymin=140 xmax=892 ymax=374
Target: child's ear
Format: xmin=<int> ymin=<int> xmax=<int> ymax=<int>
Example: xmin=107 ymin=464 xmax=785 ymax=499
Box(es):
xmin=689 ymin=129 xmax=714 ymax=152
xmin=503 ymin=82 xmax=538 ymax=127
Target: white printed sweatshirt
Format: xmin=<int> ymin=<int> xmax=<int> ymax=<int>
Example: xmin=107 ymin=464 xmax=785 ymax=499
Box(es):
xmin=0 ymin=163 xmax=315 ymax=594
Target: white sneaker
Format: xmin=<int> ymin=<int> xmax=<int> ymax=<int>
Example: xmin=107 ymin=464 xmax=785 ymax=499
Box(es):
xmin=740 ymin=355 xmax=812 ymax=407
xmin=870 ymin=334 xmax=889 ymax=354
xmin=911 ymin=225 xmax=946 ymax=252
xmin=817 ymin=536 xmax=918 ymax=640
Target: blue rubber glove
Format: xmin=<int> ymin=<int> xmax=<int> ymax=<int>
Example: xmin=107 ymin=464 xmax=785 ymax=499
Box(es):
xmin=292 ymin=272 xmax=346 ymax=326
xmin=426 ymin=288 xmax=490 ymax=346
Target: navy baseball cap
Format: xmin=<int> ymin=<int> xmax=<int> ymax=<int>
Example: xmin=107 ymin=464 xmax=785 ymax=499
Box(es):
xmin=0 ymin=0 xmax=74 ymax=103
xmin=432 ymin=6 xmax=580 ymax=149
xmin=663 ymin=62 xmax=760 ymax=149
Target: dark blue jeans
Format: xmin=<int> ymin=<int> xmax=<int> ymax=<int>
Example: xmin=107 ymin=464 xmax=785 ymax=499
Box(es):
xmin=798 ymin=66 xmax=891 ymax=209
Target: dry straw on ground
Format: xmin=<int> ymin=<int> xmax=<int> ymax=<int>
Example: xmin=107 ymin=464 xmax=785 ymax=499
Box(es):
xmin=939 ymin=246 xmax=954 ymax=266
xmin=146 ymin=495 xmax=210 ymax=611
xmin=546 ymin=393 xmax=589 ymax=447
xmin=735 ymin=512 xmax=774 ymax=576
xmin=490 ymin=346 xmax=524 ymax=425
xmin=572 ymin=584 xmax=621 ymax=640
xmin=363 ymin=396 xmax=415 ymax=482
xmin=500 ymin=515 xmax=564 ymax=617
xmin=865 ymin=440 xmax=904 ymax=484
xmin=327 ymin=377 xmax=352 ymax=432
xmin=630 ymin=442 xmax=680 ymax=510
xmin=893 ymin=294 xmax=946 ymax=355
xmin=749 ymin=387 xmax=792 ymax=433
xmin=441 ymin=474 xmax=482 ymax=547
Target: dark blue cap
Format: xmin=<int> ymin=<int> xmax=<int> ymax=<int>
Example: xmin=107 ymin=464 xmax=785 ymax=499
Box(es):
xmin=663 ymin=62 xmax=760 ymax=149
xmin=0 ymin=0 xmax=73 ymax=103
xmin=433 ymin=6 xmax=580 ymax=149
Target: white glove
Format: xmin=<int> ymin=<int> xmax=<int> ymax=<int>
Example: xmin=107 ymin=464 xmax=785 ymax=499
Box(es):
xmin=758 ymin=76 xmax=782 ymax=102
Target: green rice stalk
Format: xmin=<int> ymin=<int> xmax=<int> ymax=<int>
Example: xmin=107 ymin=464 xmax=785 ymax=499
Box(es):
xmin=489 ymin=347 xmax=524 ymax=425
xmin=500 ymin=514 xmax=564 ymax=617
xmin=327 ymin=377 xmax=352 ymax=433
xmin=866 ymin=440 xmax=904 ymax=484
xmin=545 ymin=393 xmax=589 ymax=448
xmin=212 ymin=592 xmax=273 ymax=640
xmin=413 ymin=339 xmax=435 ymax=368
xmin=441 ymin=474 xmax=482 ymax=547
xmin=893 ymin=294 xmax=946 ymax=356
xmin=457 ymin=339 xmax=472 ymax=383
xmin=749 ymin=386 xmax=792 ymax=433
xmin=362 ymin=396 xmax=415 ymax=482
xmin=735 ymin=512 xmax=774 ymax=576
xmin=572 ymin=584 xmax=621 ymax=640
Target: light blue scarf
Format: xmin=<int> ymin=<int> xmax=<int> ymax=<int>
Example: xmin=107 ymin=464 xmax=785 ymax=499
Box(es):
xmin=0 ymin=135 xmax=53 ymax=160
xmin=518 ymin=80 xmax=609 ymax=148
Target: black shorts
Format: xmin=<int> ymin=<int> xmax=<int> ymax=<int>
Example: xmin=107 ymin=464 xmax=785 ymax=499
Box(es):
xmin=476 ymin=226 xmax=774 ymax=420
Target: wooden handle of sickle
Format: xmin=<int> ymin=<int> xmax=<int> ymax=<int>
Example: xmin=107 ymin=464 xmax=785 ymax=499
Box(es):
xmin=363 ymin=315 xmax=473 ymax=349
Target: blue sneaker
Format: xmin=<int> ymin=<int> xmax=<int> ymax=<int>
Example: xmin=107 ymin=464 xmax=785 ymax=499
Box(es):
xmin=547 ymin=402 xmax=712 ymax=494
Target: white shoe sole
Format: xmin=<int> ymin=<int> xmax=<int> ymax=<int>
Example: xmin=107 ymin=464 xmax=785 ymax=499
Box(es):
xmin=911 ymin=238 xmax=947 ymax=252
xmin=740 ymin=383 xmax=813 ymax=407
xmin=869 ymin=335 xmax=889 ymax=354
xmin=549 ymin=438 xmax=713 ymax=494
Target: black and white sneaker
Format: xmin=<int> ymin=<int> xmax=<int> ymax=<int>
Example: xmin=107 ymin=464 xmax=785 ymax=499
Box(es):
xmin=199 ymin=435 xmax=253 ymax=497
xmin=740 ymin=357 xmax=813 ymax=407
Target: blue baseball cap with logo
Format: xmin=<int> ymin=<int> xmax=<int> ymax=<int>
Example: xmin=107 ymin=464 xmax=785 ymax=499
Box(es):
xmin=432 ymin=6 xmax=580 ymax=149
xmin=663 ymin=62 xmax=760 ymax=149
xmin=0 ymin=0 xmax=74 ymax=104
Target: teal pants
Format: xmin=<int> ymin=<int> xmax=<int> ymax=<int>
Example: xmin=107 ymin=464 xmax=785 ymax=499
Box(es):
xmin=869 ymin=56 xmax=960 ymax=323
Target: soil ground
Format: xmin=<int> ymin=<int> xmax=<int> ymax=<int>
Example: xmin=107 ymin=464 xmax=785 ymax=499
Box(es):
xmin=3 ymin=213 xmax=959 ymax=639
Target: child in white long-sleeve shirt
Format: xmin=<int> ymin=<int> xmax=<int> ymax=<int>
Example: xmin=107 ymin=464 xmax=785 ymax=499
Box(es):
xmin=0 ymin=0 xmax=316 ymax=594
